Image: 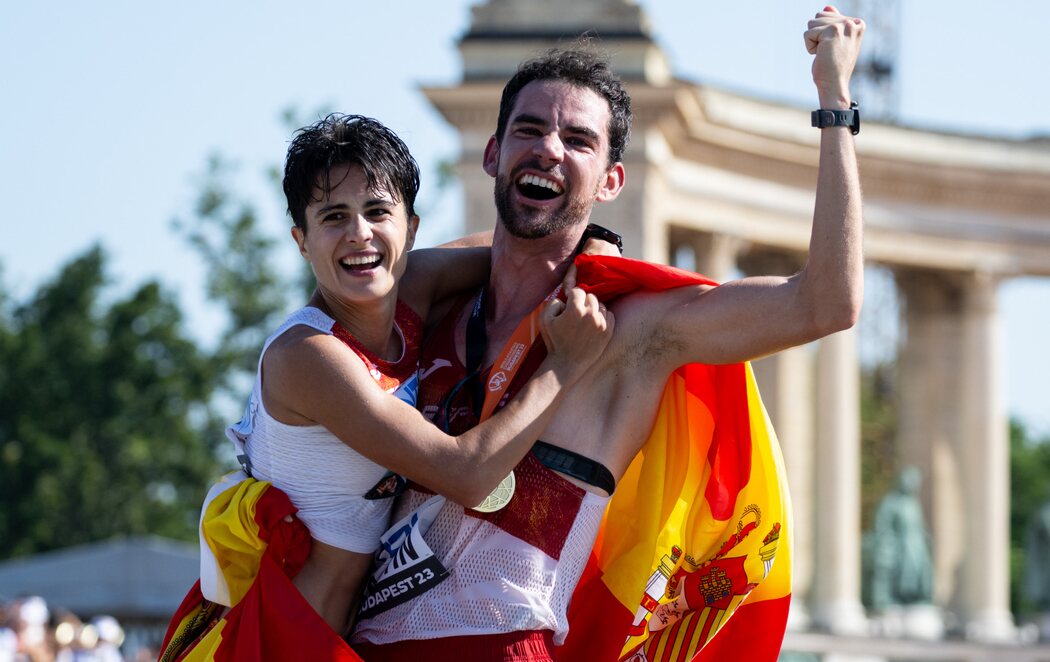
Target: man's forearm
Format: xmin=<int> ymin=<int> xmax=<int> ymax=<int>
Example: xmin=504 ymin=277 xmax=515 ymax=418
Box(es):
xmin=805 ymin=124 xmax=864 ymax=333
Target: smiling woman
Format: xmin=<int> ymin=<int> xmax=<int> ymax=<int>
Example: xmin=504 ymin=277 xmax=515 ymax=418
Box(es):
xmin=158 ymin=114 xmax=615 ymax=660
xmin=292 ymin=163 xmax=418 ymax=326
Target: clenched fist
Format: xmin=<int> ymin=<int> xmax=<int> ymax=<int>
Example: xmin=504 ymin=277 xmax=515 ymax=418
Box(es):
xmin=804 ymin=5 xmax=865 ymax=109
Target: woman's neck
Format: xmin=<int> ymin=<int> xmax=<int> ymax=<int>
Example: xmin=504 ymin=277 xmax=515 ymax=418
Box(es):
xmin=309 ymin=290 xmax=401 ymax=361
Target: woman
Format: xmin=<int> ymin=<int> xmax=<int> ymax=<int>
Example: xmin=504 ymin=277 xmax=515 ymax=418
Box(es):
xmin=160 ymin=115 xmax=613 ymax=660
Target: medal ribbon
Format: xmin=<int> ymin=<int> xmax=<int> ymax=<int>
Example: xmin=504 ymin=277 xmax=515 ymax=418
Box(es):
xmin=465 ymin=284 xmax=562 ymax=423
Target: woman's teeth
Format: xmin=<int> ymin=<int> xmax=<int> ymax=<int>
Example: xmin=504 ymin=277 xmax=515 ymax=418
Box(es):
xmin=340 ymin=254 xmax=382 ymax=269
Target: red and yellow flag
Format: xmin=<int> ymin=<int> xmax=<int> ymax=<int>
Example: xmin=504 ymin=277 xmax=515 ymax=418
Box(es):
xmin=562 ymin=255 xmax=792 ymax=662
xmin=159 ymin=476 xmax=363 ymax=662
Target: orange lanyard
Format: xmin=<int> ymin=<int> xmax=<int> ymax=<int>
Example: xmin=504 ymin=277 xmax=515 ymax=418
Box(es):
xmin=465 ymin=285 xmax=562 ymax=422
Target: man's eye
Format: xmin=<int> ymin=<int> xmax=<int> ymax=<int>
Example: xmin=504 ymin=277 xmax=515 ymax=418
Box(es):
xmin=368 ymin=208 xmax=393 ymax=218
xmin=515 ymin=127 xmax=541 ymax=136
xmin=323 ymin=213 xmax=344 ymax=222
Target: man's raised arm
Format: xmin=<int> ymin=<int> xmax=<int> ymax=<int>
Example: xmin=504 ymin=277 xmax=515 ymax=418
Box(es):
xmin=800 ymin=4 xmax=865 ymax=334
xmin=625 ymin=5 xmax=866 ymax=368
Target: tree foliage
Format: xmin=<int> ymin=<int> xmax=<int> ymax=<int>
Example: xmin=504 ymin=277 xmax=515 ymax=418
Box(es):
xmin=173 ymin=153 xmax=292 ymax=380
xmin=860 ymin=361 xmax=899 ymax=532
xmin=0 ymin=248 xmax=225 ymax=556
xmin=0 ymin=151 xmax=293 ymax=558
xmin=1009 ymin=420 xmax=1050 ymax=616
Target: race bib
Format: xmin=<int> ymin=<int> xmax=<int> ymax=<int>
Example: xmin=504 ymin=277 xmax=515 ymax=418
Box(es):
xmin=358 ymin=495 xmax=449 ymax=620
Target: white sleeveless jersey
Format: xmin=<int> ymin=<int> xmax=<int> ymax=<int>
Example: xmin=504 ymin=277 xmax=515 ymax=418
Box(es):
xmin=226 ymin=304 xmax=421 ymax=553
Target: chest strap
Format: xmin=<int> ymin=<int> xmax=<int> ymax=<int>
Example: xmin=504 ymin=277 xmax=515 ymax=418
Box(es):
xmin=532 ymin=441 xmax=616 ymax=495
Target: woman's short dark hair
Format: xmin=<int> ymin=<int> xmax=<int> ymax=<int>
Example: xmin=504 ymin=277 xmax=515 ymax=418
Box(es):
xmin=283 ymin=114 xmax=420 ymax=231
xmin=495 ymin=48 xmax=632 ymax=165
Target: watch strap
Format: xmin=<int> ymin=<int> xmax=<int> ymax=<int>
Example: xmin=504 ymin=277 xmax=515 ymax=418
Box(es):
xmin=811 ymin=101 xmax=860 ymax=135
xmin=576 ymin=223 xmax=624 ymax=255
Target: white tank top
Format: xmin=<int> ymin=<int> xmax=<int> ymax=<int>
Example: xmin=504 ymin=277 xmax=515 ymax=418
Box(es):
xmin=226 ymin=304 xmax=422 ymax=553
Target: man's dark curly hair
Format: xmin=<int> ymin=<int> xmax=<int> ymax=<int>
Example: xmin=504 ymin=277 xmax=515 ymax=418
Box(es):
xmin=495 ymin=48 xmax=632 ymax=165
xmin=283 ymin=114 xmax=420 ymax=231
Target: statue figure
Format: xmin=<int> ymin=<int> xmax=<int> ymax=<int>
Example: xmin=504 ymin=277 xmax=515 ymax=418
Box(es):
xmin=1024 ymin=500 xmax=1050 ymax=612
xmin=867 ymin=466 xmax=934 ymax=610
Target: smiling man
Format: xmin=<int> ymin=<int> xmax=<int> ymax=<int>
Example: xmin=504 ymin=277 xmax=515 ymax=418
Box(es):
xmin=354 ymin=7 xmax=866 ymax=661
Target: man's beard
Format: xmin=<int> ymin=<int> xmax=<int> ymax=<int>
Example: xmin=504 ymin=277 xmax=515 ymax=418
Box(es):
xmin=494 ymin=172 xmax=595 ymax=239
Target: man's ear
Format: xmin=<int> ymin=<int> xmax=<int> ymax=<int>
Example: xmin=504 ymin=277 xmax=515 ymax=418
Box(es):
xmin=482 ymin=135 xmax=500 ymax=178
xmin=595 ymin=162 xmax=626 ymax=203
xmin=406 ymin=214 xmax=420 ymax=251
xmin=291 ymin=226 xmax=308 ymax=258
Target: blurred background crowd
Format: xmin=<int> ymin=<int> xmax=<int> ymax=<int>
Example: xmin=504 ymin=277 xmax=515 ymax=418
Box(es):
xmin=0 ymin=596 xmax=144 ymax=662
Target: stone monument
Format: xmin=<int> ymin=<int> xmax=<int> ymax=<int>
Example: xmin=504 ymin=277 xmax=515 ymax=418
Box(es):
xmin=864 ymin=466 xmax=943 ymax=639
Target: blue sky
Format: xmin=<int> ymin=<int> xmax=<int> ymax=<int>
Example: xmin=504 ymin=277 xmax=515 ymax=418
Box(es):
xmin=2 ymin=1 xmax=1047 ymax=434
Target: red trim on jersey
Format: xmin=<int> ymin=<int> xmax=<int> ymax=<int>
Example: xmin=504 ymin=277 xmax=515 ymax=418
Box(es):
xmin=331 ymin=299 xmax=422 ymax=391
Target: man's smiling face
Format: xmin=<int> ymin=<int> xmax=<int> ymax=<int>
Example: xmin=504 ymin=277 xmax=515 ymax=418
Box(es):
xmin=485 ymin=80 xmax=623 ymax=239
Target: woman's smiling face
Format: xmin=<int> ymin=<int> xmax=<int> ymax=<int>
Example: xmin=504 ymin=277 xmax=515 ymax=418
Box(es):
xmin=293 ymin=163 xmax=417 ymax=307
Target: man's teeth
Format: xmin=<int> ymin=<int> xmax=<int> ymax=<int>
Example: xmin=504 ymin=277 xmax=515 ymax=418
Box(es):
xmin=340 ymin=254 xmax=382 ymax=267
xmin=518 ymin=174 xmax=563 ymax=194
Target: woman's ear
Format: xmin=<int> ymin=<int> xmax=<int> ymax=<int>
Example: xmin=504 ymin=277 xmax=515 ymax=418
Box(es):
xmin=406 ymin=214 xmax=420 ymax=251
xmin=291 ymin=226 xmax=308 ymax=258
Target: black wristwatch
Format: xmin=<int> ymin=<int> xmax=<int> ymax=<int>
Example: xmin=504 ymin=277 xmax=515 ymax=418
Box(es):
xmin=811 ymin=101 xmax=860 ymax=135
xmin=576 ymin=223 xmax=624 ymax=255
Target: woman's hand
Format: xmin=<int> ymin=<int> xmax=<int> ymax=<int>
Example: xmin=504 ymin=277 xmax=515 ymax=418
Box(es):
xmin=540 ymin=283 xmax=614 ymax=384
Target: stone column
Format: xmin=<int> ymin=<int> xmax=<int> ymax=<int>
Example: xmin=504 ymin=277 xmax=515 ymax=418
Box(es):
xmin=811 ymin=327 xmax=868 ymax=634
xmin=754 ymin=345 xmax=815 ymax=630
xmin=683 ymin=232 xmax=744 ymax=282
xmin=895 ymin=270 xmax=966 ymax=609
xmin=957 ymin=272 xmax=1015 ymax=643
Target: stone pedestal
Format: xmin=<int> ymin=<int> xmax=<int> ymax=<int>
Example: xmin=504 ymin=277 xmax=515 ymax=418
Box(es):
xmin=1037 ymin=613 xmax=1050 ymax=642
xmin=870 ymin=605 xmax=945 ymax=641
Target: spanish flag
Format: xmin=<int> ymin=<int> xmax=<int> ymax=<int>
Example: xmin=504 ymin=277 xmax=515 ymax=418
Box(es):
xmin=562 ymin=255 xmax=792 ymax=662
xmin=159 ymin=474 xmax=363 ymax=661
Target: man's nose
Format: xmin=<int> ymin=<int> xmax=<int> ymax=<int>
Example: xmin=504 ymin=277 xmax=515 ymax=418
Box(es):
xmin=533 ymin=132 xmax=564 ymax=165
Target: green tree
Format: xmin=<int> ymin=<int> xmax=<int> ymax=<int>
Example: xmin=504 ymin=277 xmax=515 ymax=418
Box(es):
xmin=860 ymin=361 xmax=899 ymax=531
xmin=0 ymin=147 xmax=294 ymax=558
xmin=1009 ymin=420 xmax=1050 ymax=616
xmin=0 ymin=248 xmax=225 ymax=556
xmin=173 ymin=153 xmax=293 ymax=382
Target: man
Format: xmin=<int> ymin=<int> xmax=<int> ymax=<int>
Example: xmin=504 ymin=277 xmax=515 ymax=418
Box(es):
xmin=354 ymin=6 xmax=864 ymax=660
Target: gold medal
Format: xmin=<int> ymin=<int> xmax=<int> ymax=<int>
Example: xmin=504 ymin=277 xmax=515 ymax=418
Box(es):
xmin=471 ymin=471 xmax=515 ymax=513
